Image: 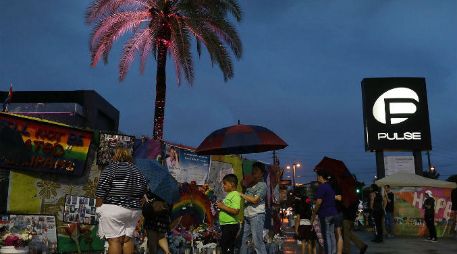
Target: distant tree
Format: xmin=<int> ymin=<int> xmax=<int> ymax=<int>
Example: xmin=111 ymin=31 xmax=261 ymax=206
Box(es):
xmin=86 ymin=0 xmax=243 ymax=140
xmin=423 ymin=167 xmax=440 ymax=179
xmin=446 ymin=174 xmax=457 ymax=183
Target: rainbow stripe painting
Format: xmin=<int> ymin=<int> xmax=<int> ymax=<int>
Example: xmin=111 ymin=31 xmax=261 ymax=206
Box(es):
xmin=172 ymin=184 xmax=214 ymax=228
xmin=0 ymin=113 xmax=93 ymax=176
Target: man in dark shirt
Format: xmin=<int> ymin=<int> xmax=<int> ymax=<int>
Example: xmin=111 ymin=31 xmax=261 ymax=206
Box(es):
xmin=423 ymin=190 xmax=437 ymax=242
xmin=312 ymin=172 xmax=338 ymax=254
xmin=384 ymin=185 xmax=394 ymax=238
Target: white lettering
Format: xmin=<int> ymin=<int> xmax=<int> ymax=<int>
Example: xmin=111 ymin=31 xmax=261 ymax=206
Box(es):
xmin=378 ymin=133 xmax=387 ymax=140
xmin=413 ymin=192 xmax=424 ymax=209
xmin=444 ymin=202 xmax=452 ymax=220
xmin=377 ymin=132 xmax=422 ymax=141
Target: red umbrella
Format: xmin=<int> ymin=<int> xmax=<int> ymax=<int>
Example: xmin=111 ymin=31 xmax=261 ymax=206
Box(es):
xmin=195 ymin=123 xmax=287 ymax=155
xmin=314 ymin=156 xmax=358 ymax=208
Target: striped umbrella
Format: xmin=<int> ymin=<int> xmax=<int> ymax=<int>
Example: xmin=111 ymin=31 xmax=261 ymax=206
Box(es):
xmin=195 ymin=123 xmax=287 ymax=155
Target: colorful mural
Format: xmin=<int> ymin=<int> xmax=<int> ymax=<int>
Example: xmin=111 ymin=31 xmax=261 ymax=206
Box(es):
xmin=0 ymin=113 xmax=93 ymax=176
xmin=6 ymin=147 xmax=104 ymax=253
xmin=393 ymin=187 xmax=454 ymax=237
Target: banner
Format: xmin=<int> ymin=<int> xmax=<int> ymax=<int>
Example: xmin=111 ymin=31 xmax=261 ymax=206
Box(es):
xmin=97 ymin=132 xmax=134 ymax=165
xmin=393 ymin=187 xmax=454 ymax=237
xmin=0 ymin=113 xmax=93 ymax=176
xmin=164 ymin=144 xmax=210 ymax=185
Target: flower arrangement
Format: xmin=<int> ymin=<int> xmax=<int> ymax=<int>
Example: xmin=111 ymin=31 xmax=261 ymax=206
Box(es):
xmin=1 ymin=232 xmax=31 ymax=248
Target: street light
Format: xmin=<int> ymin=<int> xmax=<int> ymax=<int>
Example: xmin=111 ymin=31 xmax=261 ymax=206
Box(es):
xmin=286 ymin=162 xmax=301 ymax=190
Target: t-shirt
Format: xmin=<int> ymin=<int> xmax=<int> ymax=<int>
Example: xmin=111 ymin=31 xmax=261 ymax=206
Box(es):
xmin=96 ymin=162 xmax=147 ymax=209
xmin=315 ymin=183 xmax=338 ymax=218
xmin=385 ymin=192 xmax=394 ymax=213
xmin=423 ymin=197 xmax=435 ymax=218
xmin=244 ymin=181 xmax=267 ymax=217
xmin=219 ymin=191 xmax=241 ymax=225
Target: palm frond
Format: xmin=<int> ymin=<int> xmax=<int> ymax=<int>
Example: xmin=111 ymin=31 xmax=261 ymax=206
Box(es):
xmin=206 ymin=18 xmax=242 ymax=59
xmin=169 ymin=17 xmax=194 ymax=85
xmin=86 ymin=0 xmax=152 ymax=24
xmin=119 ymin=28 xmax=152 ymax=80
xmin=90 ymin=11 xmax=150 ymax=67
xmin=90 ymin=11 xmax=150 ymax=50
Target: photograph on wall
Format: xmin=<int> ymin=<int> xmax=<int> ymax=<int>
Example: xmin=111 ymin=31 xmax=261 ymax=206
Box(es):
xmin=63 ymin=195 xmax=98 ymax=225
xmin=97 ymin=132 xmax=135 ymax=165
xmin=164 ymin=144 xmax=210 ymax=185
xmin=8 ymin=214 xmax=58 ymax=252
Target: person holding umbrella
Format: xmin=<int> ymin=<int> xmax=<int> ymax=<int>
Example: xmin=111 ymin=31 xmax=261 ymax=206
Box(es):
xmin=95 ymin=147 xmax=148 ymax=254
xmin=239 ymin=162 xmax=268 ymax=254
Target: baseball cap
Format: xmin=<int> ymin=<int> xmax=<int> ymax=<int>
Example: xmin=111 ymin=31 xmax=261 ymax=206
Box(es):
xmin=425 ymin=190 xmax=433 ymax=197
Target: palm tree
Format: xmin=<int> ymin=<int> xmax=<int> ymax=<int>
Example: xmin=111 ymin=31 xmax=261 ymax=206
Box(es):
xmin=86 ymin=0 xmax=242 ymax=140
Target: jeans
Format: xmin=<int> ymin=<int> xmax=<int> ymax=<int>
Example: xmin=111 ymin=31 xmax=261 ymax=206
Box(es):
xmin=385 ymin=212 xmax=393 ymax=235
xmin=240 ymin=214 xmax=267 ymax=254
xmin=320 ymin=215 xmax=336 ymax=254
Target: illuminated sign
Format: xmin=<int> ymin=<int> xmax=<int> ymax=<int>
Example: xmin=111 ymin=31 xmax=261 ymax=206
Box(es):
xmin=0 ymin=113 xmax=93 ymax=176
xmin=361 ymin=78 xmax=432 ymax=151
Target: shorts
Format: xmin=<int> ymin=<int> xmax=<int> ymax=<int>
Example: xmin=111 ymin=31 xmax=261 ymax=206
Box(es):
xmin=334 ymin=213 xmax=343 ymax=228
xmin=97 ymin=204 xmax=142 ymax=239
xmin=297 ymin=225 xmax=316 ymax=241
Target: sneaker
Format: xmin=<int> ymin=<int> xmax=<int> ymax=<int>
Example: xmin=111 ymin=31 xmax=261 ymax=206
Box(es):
xmin=431 ymin=238 xmax=438 ymax=242
xmin=424 ymin=237 xmax=432 ymax=241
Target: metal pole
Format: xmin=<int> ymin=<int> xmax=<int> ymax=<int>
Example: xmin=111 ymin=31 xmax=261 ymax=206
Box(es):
xmin=375 ymin=151 xmax=385 ymax=179
xmin=427 ymin=151 xmax=431 ymax=170
xmin=292 ymin=165 xmax=296 ymax=191
xmin=413 ymin=151 xmax=423 ymax=176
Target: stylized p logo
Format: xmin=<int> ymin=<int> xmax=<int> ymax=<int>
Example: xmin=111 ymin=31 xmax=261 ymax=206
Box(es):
xmin=372 ymin=87 xmax=419 ymax=125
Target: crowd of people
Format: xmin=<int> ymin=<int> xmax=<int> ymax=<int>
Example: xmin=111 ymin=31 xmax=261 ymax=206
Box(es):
xmin=93 ymin=147 xmax=454 ymax=254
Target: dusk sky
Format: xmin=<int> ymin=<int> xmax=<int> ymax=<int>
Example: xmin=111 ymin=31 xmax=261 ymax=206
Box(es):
xmin=1 ymin=0 xmax=457 ymax=184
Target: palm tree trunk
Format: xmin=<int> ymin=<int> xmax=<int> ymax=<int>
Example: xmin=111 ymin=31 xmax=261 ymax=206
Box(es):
xmin=153 ymin=42 xmax=168 ymax=140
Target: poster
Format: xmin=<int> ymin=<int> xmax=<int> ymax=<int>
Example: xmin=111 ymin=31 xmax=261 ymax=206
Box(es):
xmin=0 ymin=113 xmax=93 ymax=176
xmin=63 ymin=195 xmax=98 ymax=225
xmin=97 ymin=132 xmax=134 ymax=165
xmin=384 ymin=156 xmax=415 ymax=176
xmin=133 ymin=137 xmax=162 ymax=160
xmin=164 ymin=144 xmax=210 ymax=185
xmin=208 ymin=161 xmax=234 ymax=199
xmin=393 ymin=187 xmax=454 ymax=237
xmin=8 ymin=214 xmax=58 ymax=252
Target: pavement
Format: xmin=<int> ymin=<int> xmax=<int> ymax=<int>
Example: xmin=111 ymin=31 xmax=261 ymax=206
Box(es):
xmin=281 ymin=223 xmax=457 ymax=254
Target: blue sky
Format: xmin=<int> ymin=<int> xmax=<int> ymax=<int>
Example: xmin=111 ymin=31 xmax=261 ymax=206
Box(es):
xmin=1 ymin=0 xmax=457 ymax=184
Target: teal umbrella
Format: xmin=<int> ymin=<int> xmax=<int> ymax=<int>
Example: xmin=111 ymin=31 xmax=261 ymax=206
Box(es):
xmin=135 ymin=159 xmax=179 ymax=204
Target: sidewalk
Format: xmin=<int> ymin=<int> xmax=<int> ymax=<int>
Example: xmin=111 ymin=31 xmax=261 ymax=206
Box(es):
xmin=281 ymin=222 xmax=457 ymax=254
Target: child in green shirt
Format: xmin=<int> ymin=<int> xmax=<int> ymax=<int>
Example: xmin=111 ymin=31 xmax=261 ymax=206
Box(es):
xmin=216 ymin=174 xmax=241 ymax=254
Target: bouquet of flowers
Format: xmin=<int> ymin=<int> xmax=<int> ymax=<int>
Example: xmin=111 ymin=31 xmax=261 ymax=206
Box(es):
xmin=1 ymin=232 xmax=32 ymax=248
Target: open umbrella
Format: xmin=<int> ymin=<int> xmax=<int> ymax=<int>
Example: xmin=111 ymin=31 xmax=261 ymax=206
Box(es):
xmin=195 ymin=123 xmax=287 ymax=155
xmin=314 ymin=156 xmax=357 ymax=208
xmin=135 ymin=159 xmax=180 ymax=204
